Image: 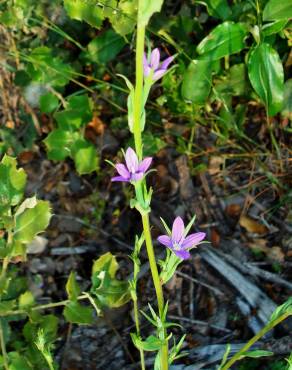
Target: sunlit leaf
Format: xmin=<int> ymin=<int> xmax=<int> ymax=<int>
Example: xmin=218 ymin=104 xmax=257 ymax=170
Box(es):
xmin=248 ymin=43 xmax=284 ymax=116
xmin=263 ymin=0 xmax=292 ymax=21
xmin=197 ymin=22 xmax=248 ymax=60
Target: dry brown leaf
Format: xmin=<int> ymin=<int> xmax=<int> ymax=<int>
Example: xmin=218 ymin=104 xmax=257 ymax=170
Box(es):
xmin=239 ymin=215 xmax=268 ymax=234
xmin=211 ymin=228 xmax=220 ymax=247
xmin=208 ymin=156 xmax=224 ymax=175
xmin=225 ymin=204 xmax=242 ymax=218
xmin=267 ymin=246 xmax=285 ymax=263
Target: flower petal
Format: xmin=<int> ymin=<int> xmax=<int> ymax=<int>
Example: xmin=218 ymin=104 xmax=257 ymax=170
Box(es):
xmin=130 ymin=172 xmax=144 ymax=182
xmin=160 ymin=55 xmax=175 ymax=70
xmin=125 ymin=147 xmax=139 ymax=173
xmin=173 ymin=249 xmax=191 ymax=260
xmin=150 ymin=48 xmax=160 ymax=70
xmin=111 ymin=176 xmax=129 ymax=182
xmin=138 ymin=157 xmax=152 ymax=173
xmin=143 ymin=53 xmax=151 ymax=76
xmin=157 ymin=235 xmax=172 ymax=248
xmin=172 ymin=217 xmax=185 ymax=244
xmin=182 ymin=232 xmax=206 ymax=249
xmin=116 ymin=163 xmax=130 ymax=179
xmin=153 ymin=69 xmax=167 ymax=81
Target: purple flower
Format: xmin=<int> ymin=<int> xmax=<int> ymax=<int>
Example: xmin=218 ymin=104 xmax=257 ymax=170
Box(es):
xmin=157 ymin=217 xmax=206 ymax=260
xmin=111 ymin=147 xmax=152 ymax=183
xmin=143 ymin=48 xmax=175 ymax=81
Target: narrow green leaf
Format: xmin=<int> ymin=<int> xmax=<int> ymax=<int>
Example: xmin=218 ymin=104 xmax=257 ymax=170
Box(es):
xmin=270 ymin=297 xmax=292 ymax=322
xmin=248 ymin=43 xmax=284 ymax=116
xmin=197 ymin=21 xmax=248 ymax=60
xmin=131 ymin=333 xmax=163 ymax=351
xmin=241 ymin=350 xmax=274 ymax=358
xmin=282 ymin=79 xmax=292 ymax=119
xmin=66 ymin=272 xmax=81 ymax=301
xmin=263 ymin=0 xmax=292 ymax=21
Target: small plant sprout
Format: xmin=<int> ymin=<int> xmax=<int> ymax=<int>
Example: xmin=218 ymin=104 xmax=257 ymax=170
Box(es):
xmin=158 ymin=217 xmax=206 ymax=259
xmin=111 ymin=147 xmax=152 ymax=183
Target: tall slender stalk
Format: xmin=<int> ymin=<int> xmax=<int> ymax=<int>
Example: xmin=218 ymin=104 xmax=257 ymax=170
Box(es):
xmin=132 ymin=2 xmax=169 ymax=369
xmin=133 ymin=297 xmax=146 ymax=370
xmin=221 ymin=312 xmax=290 ymax=370
xmin=0 ymin=320 xmax=8 ymax=370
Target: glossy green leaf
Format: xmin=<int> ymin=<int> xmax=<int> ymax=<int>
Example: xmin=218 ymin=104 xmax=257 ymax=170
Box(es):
xmin=43 ymin=129 xmax=73 ymax=161
xmin=14 ymin=199 xmax=51 ymax=244
xmin=39 ymin=93 xmax=59 ymax=114
xmin=0 ymin=155 xmax=26 ymax=211
xmin=248 ymin=43 xmax=284 ymax=116
xmin=64 ymin=0 xmax=104 ymax=28
xmin=282 ymin=79 xmax=292 ymax=119
xmin=86 ymin=29 xmax=126 ymax=64
xmin=63 ymin=301 xmax=94 ymax=324
xmin=138 ymin=0 xmax=164 ymax=26
xmin=263 ymin=0 xmax=292 ymax=21
xmin=182 ymin=60 xmax=212 ymax=104
xmin=66 ymin=271 xmax=81 ymax=301
xmin=198 ymin=0 xmax=231 ymax=20
xmin=197 ymin=22 xmax=247 ymax=60
xmin=72 ymin=140 xmax=98 ymax=175
xmin=262 ymin=20 xmax=288 ymax=37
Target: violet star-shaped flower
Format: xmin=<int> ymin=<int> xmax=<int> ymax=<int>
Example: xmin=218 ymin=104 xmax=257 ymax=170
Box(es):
xmin=143 ymin=48 xmax=175 ymax=81
xmin=111 ymin=147 xmax=152 ymax=183
xmin=157 ymin=217 xmax=206 ymax=260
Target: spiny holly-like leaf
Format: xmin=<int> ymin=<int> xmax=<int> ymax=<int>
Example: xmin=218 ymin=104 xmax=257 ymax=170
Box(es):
xmin=0 ymin=155 xmax=26 ymax=211
xmin=14 ymin=199 xmax=52 ymax=244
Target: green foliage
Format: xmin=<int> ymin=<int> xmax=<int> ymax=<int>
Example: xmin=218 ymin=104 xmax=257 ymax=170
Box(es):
xmin=63 ymin=0 xmax=104 ymax=28
xmin=63 ymin=301 xmax=94 ymax=324
xmin=248 ymin=43 xmax=284 ymax=116
xmin=14 ymin=197 xmax=51 ymax=244
xmin=91 ymin=252 xmax=131 ymax=309
xmin=0 ymin=155 xmax=26 ymax=215
xmin=139 ymin=0 xmax=164 ymax=26
xmin=44 ymin=94 xmax=99 ymax=175
xmin=263 ymin=0 xmax=292 ymax=21
xmin=182 ymin=60 xmax=213 ymax=104
xmin=86 ymin=29 xmax=126 ymax=64
xmin=197 ymin=22 xmax=248 ymax=60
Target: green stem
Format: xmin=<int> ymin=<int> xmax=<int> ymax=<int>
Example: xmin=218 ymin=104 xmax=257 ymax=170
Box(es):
xmin=142 ymin=214 xmax=168 ymax=370
xmin=0 ymin=320 xmax=8 ymax=370
xmin=133 ymin=297 xmax=146 ymax=370
xmin=133 ymin=16 xmax=145 ymax=160
xmin=221 ymin=312 xmax=290 ymax=370
xmin=2 ymin=294 xmax=88 ymax=317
